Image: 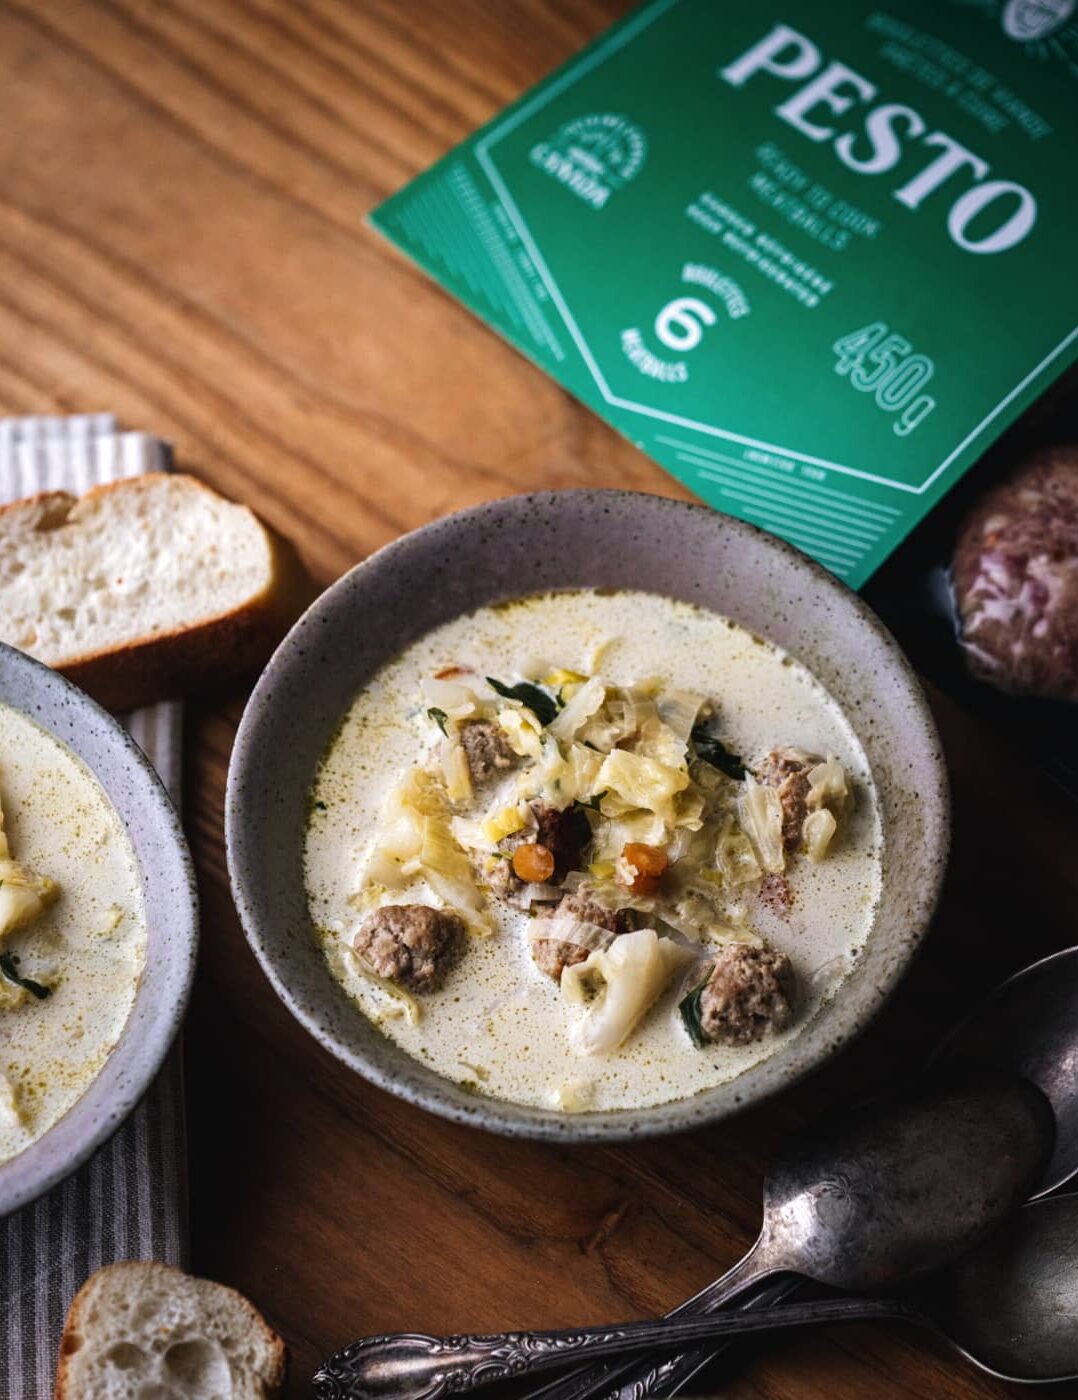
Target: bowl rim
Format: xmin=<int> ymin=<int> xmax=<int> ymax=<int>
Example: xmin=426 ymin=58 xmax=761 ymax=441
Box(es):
xmin=0 ymin=643 xmax=198 ymax=1216
xmin=226 ymin=488 xmax=949 ymax=1141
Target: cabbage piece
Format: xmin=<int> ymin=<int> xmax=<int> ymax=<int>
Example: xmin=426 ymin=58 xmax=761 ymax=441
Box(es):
xmin=655 ymin=690 xmax=704 ymax=745
xmin=561 ymin=929 xmax=692 ymax=1055
xmin=419 ymin=817 xmax=488 ymax=922
xmin=803 ymin=807 xmax=838 ymax=862
xmin=547 ymin=1077 xmax=594 ymax=1112
xmin=497 ymin=706 xmax=544 ymax=762
xmin=565 ymin=743 xmax=604 ymax=804
xmin=347 ymin=946 xmax=421 ymax=1025
xmin=715 ymin=817 xmax=763 ymax=886
xmin=440 ymin=738 xmax=473 ymax=806
xmin=0 ymin=794 xmax=58 ymax=942
xmin=548 ymin=676 xmax=606 ymax=742
xmin=807 ymin=759 xmax=849 ymax=815
xmin=529 ymin=916 xmax=615 ymax=955
xmin=420 ymin=676 xmax=479 ymax=721
xmin=634 ymin=716 xmax=690 ymax=771
xmin=596 ymin=749 xmax=689 ymax=817
xmin=481 ymin=804 xmax=528 ymax=844
xmin=592 ymin=809 xmax=670 ymax=861
xmin=737 ymin=775 xmax=785 ymax=875
xmin=359 ymin=767 xmax=488 ymax=928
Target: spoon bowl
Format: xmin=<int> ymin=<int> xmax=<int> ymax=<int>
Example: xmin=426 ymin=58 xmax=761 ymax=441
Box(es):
xmin=940 ymin=945 xmax=1078 ymax=1198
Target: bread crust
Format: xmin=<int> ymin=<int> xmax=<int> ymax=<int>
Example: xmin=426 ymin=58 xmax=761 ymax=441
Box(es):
xmin=0 ymin=474 xmax=314 ymax=712
xmin=55 ymin=1260 xmax=288 ymax=1399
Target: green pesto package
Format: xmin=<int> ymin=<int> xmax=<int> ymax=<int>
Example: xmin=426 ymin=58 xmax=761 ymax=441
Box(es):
xmin=371 ymin=0 xmax=1078 ymax=586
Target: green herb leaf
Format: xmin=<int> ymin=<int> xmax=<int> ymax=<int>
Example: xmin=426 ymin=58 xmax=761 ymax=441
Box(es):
xmin=678 ymin=967 xmax=715 ymax=1049
xmin=427 ymin=706 xmax=449 ymax=734
xmin=691 ymin=725 xmax=747 ymax=780
xmin=0 ymin=952 xmax=51 ymax=1000
xmin=486 ymin=677 xmax=560 ymax=726
xmin=575 ymin=790 xmax=608 ymax=813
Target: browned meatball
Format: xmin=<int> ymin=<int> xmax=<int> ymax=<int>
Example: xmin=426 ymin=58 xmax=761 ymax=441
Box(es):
xmin=459 ymin=719 xmax=518 ymax=786
xmin=530 ymin=937 xmax=590 ymax=981
xmin=755 ymin=746 xmax=821 ymax=850
xmin=694 ymin=944 xmax=796 ymax=1046
xmin=488 ymin=801 xmax=593 ymax=902
xmin=953 ymin=446 xmax=1078 ymax=701
xmin=530 ymin=888 xmax=637 ymax=980
xmin=353 ymin=904 xmax=462 ymax=991
xmin=533 ymin=802 xmax=591 ymax=878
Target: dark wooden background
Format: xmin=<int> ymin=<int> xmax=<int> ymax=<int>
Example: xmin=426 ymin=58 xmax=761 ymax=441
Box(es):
xmin=2 ymin=2 xmax=1076 ymax=1395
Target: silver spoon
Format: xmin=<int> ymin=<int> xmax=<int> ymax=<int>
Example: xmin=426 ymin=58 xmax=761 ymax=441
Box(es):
xmin=313 ymin=1194 xmax=1078 ymax=1397
xmin=314 ymin=1067 xmax=1052 ymax=1399
xmin=530 ymin=943 xmax=1078 ymax=1400
xmin=938 ymin=944 xmax=1078 ymax=1199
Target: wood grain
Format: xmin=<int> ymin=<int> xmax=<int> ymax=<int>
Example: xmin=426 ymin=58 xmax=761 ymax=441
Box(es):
xmin=1 ymin=3 xmax=1075 ymax=1396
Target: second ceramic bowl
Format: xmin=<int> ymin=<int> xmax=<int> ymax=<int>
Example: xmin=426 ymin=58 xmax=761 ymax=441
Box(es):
xmin=226 ymin=490 xmax=948 ymax=1141
xmin=0 ymin=644 xmax=198 ymax=1217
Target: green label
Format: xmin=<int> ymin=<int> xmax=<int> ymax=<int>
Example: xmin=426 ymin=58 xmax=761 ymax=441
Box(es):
xmin=371 ymin=0 xmax=1078 ymax=584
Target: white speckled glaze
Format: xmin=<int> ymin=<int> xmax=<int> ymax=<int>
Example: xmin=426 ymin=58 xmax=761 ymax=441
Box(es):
xmin=226 ymin=491 xmax=949 ymax=1142
xmin=0 ymin=644 xmax=198 ymax=1217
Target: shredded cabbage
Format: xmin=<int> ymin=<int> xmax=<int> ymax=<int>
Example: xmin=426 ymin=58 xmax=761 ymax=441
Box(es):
xmin=529 ymin=916 xmax=615 ymax=954
xmin=497 ymin=706 xmax=544 ymax=761
xmin=358 ymin=767 xmax=488 ymax=928
xmin=596 ymin=749 xmax=689 ymax=817
xmin=348 ymin=947 xmax=422 ymax=1025
xmin=715 ymin=817 xmax=763 ymax=886
xmin=803 ymin=807 xmax=838 ymax=861
xmin=807 ymin=759 xmax=848 ymax=814
xmin=419 ymin=676 xmax=478 ymax=720
xmin=737 ymin=775 xmax=785 ymax=874
xmin=561 ymin=929 xmax=691 ymax=1055
xmin=548 ymin=676 xmax=606 ymax=743
xmin=441 ymin=738 xmax=473 ymax=805
xmin=656 ymin=690 xmax=704 ymax=744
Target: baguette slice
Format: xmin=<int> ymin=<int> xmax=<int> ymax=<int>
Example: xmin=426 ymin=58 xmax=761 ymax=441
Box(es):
xmin=55 ymin=1261 xmax=287 ymax=1399
xmin=0 ymin=473 xmax=311 ymax=711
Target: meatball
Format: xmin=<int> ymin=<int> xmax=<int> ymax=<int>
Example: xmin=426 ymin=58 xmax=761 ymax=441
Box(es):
xmin=530 ymin=937 xmax=589 ymax=981
xmin=694 ymin=944 xmax=796 ymax=1046
xmin=952 ymin=446 xmax=1078 ymax=701
xmin=353 ymin=904 xmax=462 ymax=991
xmin=533 ymin=801 xmax=592 ymax=877
xmin=459 ymin=719 xmax=518 ymax=786
xmin=489 ymin=801 xmax=592 ymax=902
xmin=530 ymin=889 xmax=637 ymax=980
xmin=755 ymin=746 xmax=822 ymax=850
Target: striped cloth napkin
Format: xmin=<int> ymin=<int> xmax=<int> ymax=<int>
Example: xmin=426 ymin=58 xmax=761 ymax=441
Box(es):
xmin=0 ymin=416 xmax=188 ymax=1398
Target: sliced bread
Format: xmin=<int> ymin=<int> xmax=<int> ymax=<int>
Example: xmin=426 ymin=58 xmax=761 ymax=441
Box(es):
xmin=55 ymin=1260 xmax=287 ymax=1399
xmin=0 ymin=473 xmax=311 ymax=711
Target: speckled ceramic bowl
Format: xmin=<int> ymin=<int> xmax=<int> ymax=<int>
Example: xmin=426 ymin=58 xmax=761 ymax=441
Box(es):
xmin=0 ymin=644 xmax=198 ymax=1216
xmin=226 ymin=490 xmax=948 ymax=1142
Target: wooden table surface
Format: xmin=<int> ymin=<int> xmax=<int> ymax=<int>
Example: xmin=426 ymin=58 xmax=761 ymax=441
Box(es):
xmin=3 ymin=2 xmax=1077 ymax=1396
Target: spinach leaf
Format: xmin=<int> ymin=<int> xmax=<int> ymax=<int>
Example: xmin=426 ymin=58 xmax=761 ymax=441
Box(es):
xmin=427 ymin=706 xmax=449 ymax=734
xmin=691 ymin=725 xmax=747 ymax=780
xmin=678 ymin=967 xmax=715 ymax=1049
xmin=0 ymin=952 xmax=51 ymax=1001
xmin=486 ymin=677 xmax=560 ymax=726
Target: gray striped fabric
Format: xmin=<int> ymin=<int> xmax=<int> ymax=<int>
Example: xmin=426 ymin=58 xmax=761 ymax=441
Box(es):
xmin=0 ymin=416 xmax=188 ymax=1398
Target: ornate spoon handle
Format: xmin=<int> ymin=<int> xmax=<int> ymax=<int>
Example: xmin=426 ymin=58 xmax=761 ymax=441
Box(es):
xmin=312 ymin=1297 xmax=916 ymax=1400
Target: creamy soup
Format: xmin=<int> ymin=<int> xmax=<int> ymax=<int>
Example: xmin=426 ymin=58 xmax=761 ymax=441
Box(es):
xmin=305 ymin=590 xmax=882 ymax=1114
xmin=0 ymin=703 xmax=146 ymax=1164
